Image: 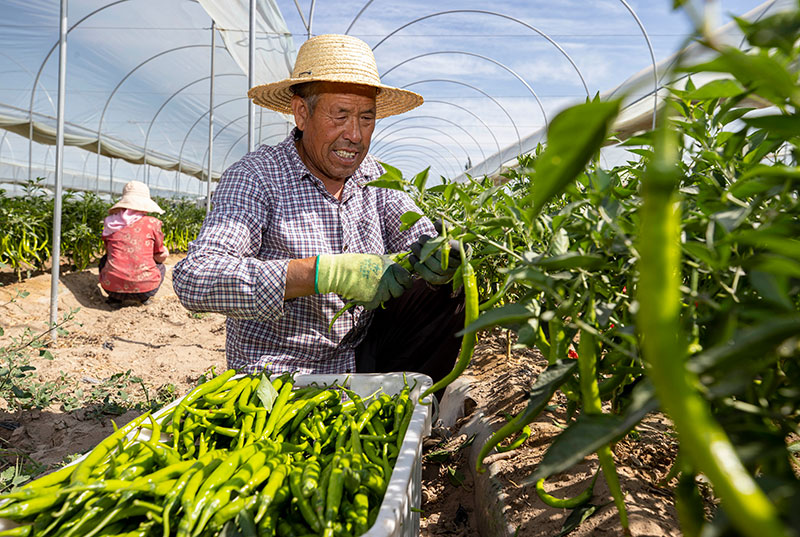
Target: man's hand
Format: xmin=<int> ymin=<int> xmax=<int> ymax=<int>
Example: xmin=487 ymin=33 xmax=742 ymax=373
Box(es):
xmin=315 ymin=253 xmax=412 ymax=309
xmin=408 ymin=234 xmax=462 ymax=285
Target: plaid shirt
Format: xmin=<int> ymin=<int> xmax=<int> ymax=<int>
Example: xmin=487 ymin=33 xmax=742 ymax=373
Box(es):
xmin=172 ymin=130 xmax=434 ymax=375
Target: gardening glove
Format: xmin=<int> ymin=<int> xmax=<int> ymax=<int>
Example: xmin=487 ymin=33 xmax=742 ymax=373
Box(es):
xmin=408 ymin=234 xmax=462 ymax=285
xmin=316 ymin=253 xmax=412 ymax=309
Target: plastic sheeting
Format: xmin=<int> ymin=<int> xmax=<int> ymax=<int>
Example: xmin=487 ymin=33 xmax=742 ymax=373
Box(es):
xmin=460 ymin=0 xmax=795 ymax=180
xmin=0 ymin=0 xmax=295 ymax=198
xmin=0 ymin=0 xmax=783 ymax=195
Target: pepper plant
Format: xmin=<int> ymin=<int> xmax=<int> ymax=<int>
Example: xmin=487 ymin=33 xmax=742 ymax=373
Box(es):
xmin=378 ymin=7 xmax=799 ymax=536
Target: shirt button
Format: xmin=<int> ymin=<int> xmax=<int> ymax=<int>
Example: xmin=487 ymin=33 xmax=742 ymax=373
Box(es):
xmin=342 ymin=244 xmax=349 ymax=252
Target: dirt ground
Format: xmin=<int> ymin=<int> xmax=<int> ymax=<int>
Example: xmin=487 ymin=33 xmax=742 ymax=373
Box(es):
xmin=0 ymin=257 xmax=682 ymax=536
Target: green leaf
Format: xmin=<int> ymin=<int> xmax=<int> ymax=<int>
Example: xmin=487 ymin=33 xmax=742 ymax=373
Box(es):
xmin=736 ymin=11 xmax=800 ymax=55
xmin=558 ymin=503 xmax=604 ymax=537
xmin=447 ymin=467 xmax=466 ymax=487
xmin=365 ymin=179 xmax=406 ymax=191
xmin=683 ymin=241 xmax=715 ymax=267
xmin=426 ymin=450 xmax=450 ymax=463
xmin=528 ymin=252 xmax=605 ymax=271
xmin=399 ymin=211 xmax=423 ymax=232
xmin=529 ymin=99 xmax=621 ymax=220
xmin=255 ymin=374 xmax=278 ymax=412
xmin=712 ymin=207 xmax=749 ymax=233
xmin=748 ymin=271 xmax=793 ymax=311
xmin=412 ymin=167 xmax=430 ymax=193
xmin=734 ymin=230 xmax=800 ymax=261
xmin=460 ymin=302 xmax=539 ymax=334
xmin=749 ymin=254 xmax=800 ymax=278
xmin=377 ymin=161 xmax=404 ymax=182
xmin=524 ymin=382 xmax=657 ymax=485
xmin=742 ymin=114 xmax=800 ymax=138
xmin=683 ymin=48 xmax=800 ymax=107
xmin=688 ymin=78 xmax=747 ymax=100
xmin=689 ymin=316 xmax=800 ymax=375
xmin=727 ymin=165 xmax=800 ymax=197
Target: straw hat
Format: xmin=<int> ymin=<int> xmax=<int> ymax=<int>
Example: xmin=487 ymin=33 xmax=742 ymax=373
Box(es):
xmin=109 ymin=181 xmax=164 ymax=214
xmin=248 ymin=34 xmax=423 ymax=119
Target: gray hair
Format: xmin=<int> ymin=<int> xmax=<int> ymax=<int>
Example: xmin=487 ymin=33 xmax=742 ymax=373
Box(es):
xmin=290 ymin=82 xmax=321 ymax=115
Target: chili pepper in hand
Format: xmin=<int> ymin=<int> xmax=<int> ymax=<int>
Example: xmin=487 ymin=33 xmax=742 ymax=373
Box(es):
xmin=420 ymin=248 xmax=478 ymax=401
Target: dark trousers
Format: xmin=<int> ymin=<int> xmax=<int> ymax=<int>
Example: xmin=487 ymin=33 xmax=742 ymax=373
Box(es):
xmin=98 ymin=254 xmax=166 ymax=303
xmin=355 ymin=278 xmax=466 ymax=386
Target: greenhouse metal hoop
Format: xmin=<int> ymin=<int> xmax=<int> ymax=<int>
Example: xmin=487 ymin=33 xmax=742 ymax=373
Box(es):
xmin=372 ymin=134 xmax=465 ymax=173
xmin=141 ymin=72 xmax=245 ymax=185
xmin=351 ymin=8 xmax=589 ymax=99
xmin=28 ymin=0 xmax=134 ymax=181
xmin=395 ymin=101 xmax=502 ymax=161
xmin=373 ymin=115 xmax=488 ymax=164
xmin=176 ymin=96 xmax=248 ymax=188
xmin=376 ymin=143 xmax=460 ymax=178
xmin=95 ymin=43 xmax=229 ymax=191
xmin=377 ymin=141 xmax=460 ymax=175
xmin=220 ymin=131 xmax=286 ymax=172
xmin=402 ymin=79 xmax=521 ymax=160
xmin=381 ymin=50 xmax=548 ymax=135
xmin=371 ymin=126 xmax=473 ymax=169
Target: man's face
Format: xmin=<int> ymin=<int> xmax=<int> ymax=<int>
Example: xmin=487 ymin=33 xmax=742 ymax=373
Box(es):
xmin=292 ymin=82 xmax=377 ymax=185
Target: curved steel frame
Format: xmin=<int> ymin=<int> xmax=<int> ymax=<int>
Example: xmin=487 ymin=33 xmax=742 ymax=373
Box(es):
xmin=372 ymin=135 xmax=463 ymax=172
xmin=373 ymin=116 xmax=487 ymax=164
xmin=381 ymin=50 xmax=548 ymax=131
xmin=377 ymin=140 xmax=461 ymax=174
xmin=365 ymin=9 xmax=590 ymax=97
xmin=28 ymin=0 xmax=135 ymax=180
xmin=372 ymin=126 xmax=473 ymax=166
xmin=95 ymin=43 xmax=229 ymax=187
xmin=345 ymin=2 xmax=661 ymax=156
xmin=377 ymin=144 xmax=459 ymax=178
xmin=403 ymin=79 xmax=523 ymax=157
xmin=141 ymin=72 xmax=245 ymax=183
xmin=393 ymin=100 xmax=502 ymax=157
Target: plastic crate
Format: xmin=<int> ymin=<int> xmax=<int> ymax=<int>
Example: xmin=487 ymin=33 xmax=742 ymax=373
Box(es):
xmin=0 ymin=372 xmax=433 ymax=537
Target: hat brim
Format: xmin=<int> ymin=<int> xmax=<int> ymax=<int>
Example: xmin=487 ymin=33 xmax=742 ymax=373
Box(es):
xmin=110 ymin=197 xmax=164 ymax=214
xmin=248 ymin=78 xmax=423 ymax=119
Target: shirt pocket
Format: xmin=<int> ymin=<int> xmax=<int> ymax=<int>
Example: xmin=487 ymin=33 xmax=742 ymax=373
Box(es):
xmin=271 ymin=210 xmax=332 ymax=258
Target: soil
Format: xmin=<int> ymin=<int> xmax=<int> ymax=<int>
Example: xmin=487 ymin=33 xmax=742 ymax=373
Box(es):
xmin=0 ymin=256 xmax=682 ymax=536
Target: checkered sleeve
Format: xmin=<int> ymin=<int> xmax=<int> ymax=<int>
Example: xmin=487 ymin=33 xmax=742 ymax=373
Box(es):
xmin=172 ymin=161 xmax=288 ymax=321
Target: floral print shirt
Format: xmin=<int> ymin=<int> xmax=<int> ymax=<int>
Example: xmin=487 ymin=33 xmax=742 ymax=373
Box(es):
xmin=100 ymin=216 xmax=167 ymax=293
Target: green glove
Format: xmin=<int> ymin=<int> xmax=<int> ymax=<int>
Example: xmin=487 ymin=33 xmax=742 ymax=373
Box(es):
xmin=315 ymin=253 xmax=412 ymax=309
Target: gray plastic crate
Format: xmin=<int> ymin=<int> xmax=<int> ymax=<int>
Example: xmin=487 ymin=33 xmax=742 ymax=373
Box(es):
xmin=0 ymin=372 xmax=433 ymax=537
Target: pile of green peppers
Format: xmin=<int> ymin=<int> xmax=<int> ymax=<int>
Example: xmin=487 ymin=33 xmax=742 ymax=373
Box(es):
xmin=0 ymin=370 xmax=418 ymax=537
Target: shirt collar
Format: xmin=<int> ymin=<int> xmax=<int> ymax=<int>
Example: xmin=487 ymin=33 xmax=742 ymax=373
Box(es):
xmin=280 ymin=128 xmax=384 ymax=190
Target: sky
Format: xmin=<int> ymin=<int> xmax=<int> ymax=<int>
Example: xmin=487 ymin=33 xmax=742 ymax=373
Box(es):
xmin=0 ymin=0 xmax=778 ymax=195
xmin=269 ymin=0 xmax=773 ymax=178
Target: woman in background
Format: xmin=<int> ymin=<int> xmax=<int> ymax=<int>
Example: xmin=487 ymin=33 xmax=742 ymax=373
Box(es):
xmin=99 ymin=181 xmax=169 ymax=306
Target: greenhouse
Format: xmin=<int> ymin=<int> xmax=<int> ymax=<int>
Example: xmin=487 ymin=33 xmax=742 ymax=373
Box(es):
xmin=1 ymin=1 xmax=799 ymax=537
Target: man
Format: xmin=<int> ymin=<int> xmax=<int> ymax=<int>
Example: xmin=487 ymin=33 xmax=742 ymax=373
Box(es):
xmin=173 ymin=34 xmax=464 ymax=382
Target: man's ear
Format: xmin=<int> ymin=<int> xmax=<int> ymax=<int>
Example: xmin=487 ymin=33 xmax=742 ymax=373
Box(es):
xmin=291 ymin=95 xmax=309 ymax=131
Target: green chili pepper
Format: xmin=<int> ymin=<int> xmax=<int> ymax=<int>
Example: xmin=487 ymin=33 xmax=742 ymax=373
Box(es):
xmin=638 ymin=124 xmax=788 ymax=537
xmin=420 ymin=253 xmax=479 ymax=400
xmin=290 ymin=465 xmax=323 ymax=532
xmin=171 ymin=369 xmax=236 ymax=450
xmin=0 ymin=525 xmax=32 ymax=536
xmin=495 ymin=412 xmax=531 ymax=453
xmin=254 ymin=462 xmax=289 ymax=524
xmin=70 ymin=411 xmax=152 ymax=485
xmin=534 ymin=471 xmax=599 ymax=509
xmin=262 ymin=379 xmax=295 ymax=440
